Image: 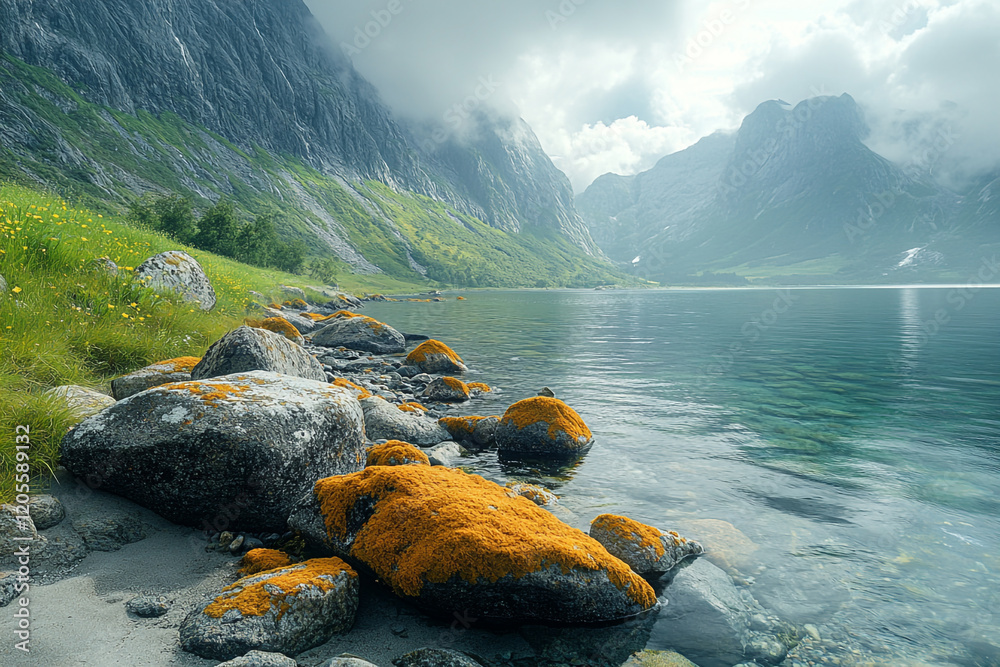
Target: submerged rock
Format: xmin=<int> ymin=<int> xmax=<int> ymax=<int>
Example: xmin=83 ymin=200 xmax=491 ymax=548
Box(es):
xmin=360 ymin=397 xmax=451 ymax=446
xmin=312 ymin=316 xmax=405 ymax=354
xmin=192 ymin=326 xmax=326 ymax=382
xmin=135 ymin=250 xmax=216 ymax=311
xmin=60 ymin=371 xmax=366 ymax=531
xmin=406 ymin=339 xmax=468 ymax=374
xmin=495 ymin=397 xmax=594 ymax=458
xmin=44 ymin=385 xmax=115 ymax=419
xmin=111 ymin=356 xmax=201 ymax=400
xmin=180 ymin=557 xmax=359 ymax=660
xmin=288 ymin=465 xmax=657 ymax=624
xmin=590 ymin=514 xmax=703 ymax=574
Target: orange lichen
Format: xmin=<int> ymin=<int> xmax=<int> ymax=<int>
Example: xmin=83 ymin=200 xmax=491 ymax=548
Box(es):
xmin=468 ymin=382 xmax=492 ymax=393
xmin=439 ymin=415 xmax=496 ymax=437
xmin=442 ymin=376 xmax=470 ymax=395
xmin=268 ymin=303 xmax=283 ymax=310
xmin=406 ymin=340 xmax=463 ymax=365
xmin=313 ymin=466 xmax=655 ymax=607
xmin=151 ymin=356 xmax=202 ymax=374
xmin=283 ymin=298 xmax=309 ymax=309
xmin=398 ymin=402 xmax=428 ymax=413
xmin=238 ymin=548 xmax=294 ymax=576
xmin=203 ymin=558 xmax=356 ymax=619
xmin=330 ymin=378 xmax=372 ymax=400
xmin=244 ymin=317 xmax=304 ymax=343
xmin=366 ymin=440 xmax=430 ymax=466
xmin=457 ymin=296 xmax=466 ymax=300
xmin=501 ymin=397 xmax=592 ymax=442
xmin=591 ymin=514 xmax=666 ymax=558
xmin=167 ymin=381 xmax=251 ymax=408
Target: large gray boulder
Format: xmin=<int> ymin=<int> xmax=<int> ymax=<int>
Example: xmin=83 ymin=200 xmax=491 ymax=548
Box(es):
xmin=60 ymin=371 xmax=366 ymax=532
xmin=312 ymin=316 xmax=405 ymax=354
xmin=111 ymin=356 xmax=201 ymax=400
xmin=216 ymin=650 xmax=298 ymax=666
xmin=288 ymin=465 xmax=658 ymax=624
xmin=180 ymin=558 xmax=359 ymax=660
xmin=392 ymin=648 xmax=484 ymax=666
xmin=590 ymin=514 xmax=704 ymax=575
xmin=44 ymin=385 xmax=115 ymax=419
xmin=192 ymin=326 xmax=325 ymax=383
xmin=135 ymin=250 xmax=216 ymax=311
xmin=360 ymin=397 xmax=451 ymax=446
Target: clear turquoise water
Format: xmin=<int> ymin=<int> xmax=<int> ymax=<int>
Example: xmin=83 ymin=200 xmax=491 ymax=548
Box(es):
xmin=365 ymin=288 xmax=1000 ymax=664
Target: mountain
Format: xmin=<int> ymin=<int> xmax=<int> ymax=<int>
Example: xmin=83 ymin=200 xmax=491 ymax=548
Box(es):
xmin=0 ymin=0 xmax=613 ymax=287
xmin=578 ymin=94 xmax=996 ymax=284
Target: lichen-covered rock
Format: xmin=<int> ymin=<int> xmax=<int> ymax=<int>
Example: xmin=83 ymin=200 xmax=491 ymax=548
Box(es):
xmin=135 ymin=250 xmax=216 ymax=311
xmin=472 ymin=416 xmax=500 ymax=447
xmin=288 ymin=465 xmax=657 ymax=624
xmin=505 ymin=483 xmax=558 ymax=507
xmin=280 ymin=285 xmax=307 ymax=301
xmin=438 ymin=416 xmax=500 ymax=444
xmin=28 ymin=495 xmax=66 ymax=530
xmin=467 ymin=382 xmax=492 ymax=395
xmin=60 ymin=371 xmax=366 ymax=531
xmin=360 ymin=397 xmax=451 ymax=446
xmin=217 ymin=650 xmax=298 ymax=667
xmin=330 ymin=378 xmax=373 ymax=400
xmin=312 ymin=316 xmax=405 ymax=354
xmin=590 ymin=515 xmax=703 ymax=575
xmin=287 ymin=314 xmax=321 ymax=335
xmin=623 ymin=650 xmax=699 ymax=667
xmin=406 ymin=340 xmax=468 ymax=374
xmin=495 ymin=397 xmax=593 ymax=458
xmin=367 ymin=441 xmax=430 ymax=466
xmin=180 ymin=557 xmax=359 ymax=660
xmin=111 ymin=356 xmax=201 ymax=400
xmin=239 ymin=549 xmax=294 ymax=576
xmin=192 ymin=326 xmax=325 ymax=383
xmin=392 ymin=648 xmax=484 ymax=666
xmin=246 ymin=317 xmax=305 ymax=345
xmin=44 ymin=385 xmax=115 ymax=419
xmin=422 ymin=376 xmax=470 ymax=403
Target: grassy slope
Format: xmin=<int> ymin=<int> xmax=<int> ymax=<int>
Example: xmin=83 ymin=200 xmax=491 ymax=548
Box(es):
xmin=0 ymin=183 xmax=418 ymax=501
xmin=0 ymin=53 xmax=624 ymax=289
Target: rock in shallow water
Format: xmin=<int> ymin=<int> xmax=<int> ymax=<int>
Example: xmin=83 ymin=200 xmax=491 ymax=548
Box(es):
xmin=589 ymin=514 xmax=703 ymax=574
xmin=392 ymin=647 xmax=484 ymax=666
xmin=288 ymin=465 xmax=657 ymax=624
xmin=495 ymin=396 xmax=594 ymax=458
xmin=406 ymin=339 xmax=468 ymax=374
xmin=361 ymin=396 xmax=451 ymax=446
xmin=180 ymin=557 xmax=359 ymax=660
xmin=422 ymin=376 xmax=471 ymax=403
xmin=60 ymin=371 xmax=366 ymax=532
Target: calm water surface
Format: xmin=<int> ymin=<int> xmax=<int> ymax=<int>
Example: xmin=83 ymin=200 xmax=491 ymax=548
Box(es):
xmin=366 ymin=288 xmax=1000 ymax=665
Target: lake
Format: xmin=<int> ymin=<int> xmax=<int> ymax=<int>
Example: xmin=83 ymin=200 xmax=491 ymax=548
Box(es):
xmin=366 ymin=287 xmax=1000 ymax=666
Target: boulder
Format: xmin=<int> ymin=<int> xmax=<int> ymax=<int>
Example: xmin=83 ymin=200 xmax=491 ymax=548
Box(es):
xmin=406 ymin=340 xmax=468 ymax=374
xmin=623 ymin=650 xmax=699 ymax=666
xmin=60 ymin=371 xmax=366 ymax=531
xmin=438 ymin=416 xmax=500 ymax=443
xmin=286 ymin=314 xmax=321 ymax=335
xmin=280 ymin=285 xmax=307 ymax=301
xmin=590 ymin=515 xmax=703 ymax=574
xmin=392 ymin=648 xmax=484 ymax=666
xmin=320 ymin=656 xmax=379 ymax=667
xmin=312 ymin=316 xmax=405 ymax=354
xmin=288 ymin=465 xmax=657 ymax=624
xmin=425 ymin=441 xmax=466 ymax=467
xmin=92 ymin=256 xmax=119 ymax=275
xmin=217 ymin=651 xmax=298 ymax=667
xmin=495 ymin=397 xmax=594 ymax=458
xmin=246 ymin=317 xmax=305 ymax=345
xmin=360 ymin=397 xmax=451 ymax=446
xmin=28 ymin=495 xmax=66 ymax=530
xmin=111 ymin=357 xmax=201 ymax=400
xmin=421 ymin=377 xmax=470 ymax=403
xmin=126 ymin=595 xmax=169 ymax=618
xmin=44 ymin=385 xmax=115 ymax=419
xmin=180 ymin=557 xmax=359 ymax=660
xmin=366 ymin=441 xmax=430 ymax=467
xmin=71 ymin=512 xmax=151 ymax=551
xmin=135 ymin=250 xmax=216 ymax=311
xmin=472 ymin=416 xmax=500 ymax=447
xmin=191 ymin=326 xmax=325 ymax=383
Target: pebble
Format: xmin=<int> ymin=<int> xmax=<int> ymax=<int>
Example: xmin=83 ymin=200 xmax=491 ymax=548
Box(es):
xmin=229 ymin=535 xmax=245 ymax=554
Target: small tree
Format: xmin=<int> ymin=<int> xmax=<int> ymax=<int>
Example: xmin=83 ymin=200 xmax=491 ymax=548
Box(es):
xmin=234 ymin=214 xmax=279 ymax=267
xmin=127 ymin=194 xmax=197 ymax=244
xmin=272 ymin=239 xmax=307 ymax=273
xmin=308 ymin=258 xmax=339 ymax=285
xmin=193 ymin=200 xmax=240 ymax=258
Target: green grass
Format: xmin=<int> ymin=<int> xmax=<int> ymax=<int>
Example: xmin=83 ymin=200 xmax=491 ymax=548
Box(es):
xmin=0 ymin=183 xmax=425 ymax=501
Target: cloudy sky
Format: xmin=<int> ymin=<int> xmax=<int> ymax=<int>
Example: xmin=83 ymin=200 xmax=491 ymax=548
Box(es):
xmin=305 ymin=0 xmax=999 ymax=193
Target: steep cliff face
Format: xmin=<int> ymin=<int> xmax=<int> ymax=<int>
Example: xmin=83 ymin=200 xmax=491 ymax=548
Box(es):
xmin=579 ymin=94 xmax=974 ymax=283
xmin=0 ymin=0 xmax=606 ymax=284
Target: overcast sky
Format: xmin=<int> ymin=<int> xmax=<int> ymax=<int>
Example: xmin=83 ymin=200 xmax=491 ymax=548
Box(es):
xmin=304 ymin=0 xmax=999 ymax=193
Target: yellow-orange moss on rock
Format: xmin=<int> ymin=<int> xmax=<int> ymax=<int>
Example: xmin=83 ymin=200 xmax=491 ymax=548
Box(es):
xmin=468 ymin=382 xmax=492 ymax=393
xmin=438 ymin=415 xmax=495 ymax=438
xmin=591 ymin=514 xmax=667 ymax=558
xmin=398 ymin=402 xmax=428 ymax=413
xmin=238 ymin=548 xmax=294 ymax=576
xmin=283 ymin=298 xmax=309 ymax=309
xmin=312 ymin=466 xmax=655 ymax=609
xmin=167 ymin=381 xmax=252 ymax=408
xmin=407 ymin=339 xmax=463 ymax=365
xmin=366 ymin=440 xmax=430 ymax=467
xmin=204 ymin=557 xmax=356 ymax=619
xmin=244 ymin=317 xmax=305 ymax=344
xmin=153 ymin=357 xmax=202 ymax=373
xmin=501 ymin=397 xmax=592 ymax=442
xmin=330 ymin=378 xmax=372 ymax=400
xmin=442 ymin=377 xmax=470 ymax=395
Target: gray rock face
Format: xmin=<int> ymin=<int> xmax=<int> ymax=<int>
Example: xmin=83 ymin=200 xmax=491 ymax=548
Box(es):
xmin=280 ymin=285 xmax=307 ymax=301
xmin=287 ymin=314 xmax=320 ymax=335
xmin=392 ymin=647 xmax=484 ymax=666
xmin=421 ymin=377 xmax=470 ymax=403
xmin=27 ymin=495 xmax=65 ymax=530
xmin=126 ymin=594 xmax=169 ymax=618
xmin=44 ymin=385 xmax=115 ymax=419
xmin=217 ymin=651 xmax=298 ymax=667
xmin=180 ymin=558 xmax=359 ymax=660
xmin=288 ymin=465 xmax=658 ymax=625
xmin=472 ymin=416 xmax=500 ymax=447
xmin=0 ymin=505 xmax=38 ymax=564
xmin=590 ymin=515 xmax=704 ymax=575
xmin=0 ymin=572 xmax=17 ymax=607
xmin=360 ymin=397 xmax=451 ymax=446
xmin=320 ymin=657 xmax=379 ymax=667
xmin=60 ymin=371 xmax=366 ymax=532
xmin=425 ymin=441 xmax=467 ymax=467
xmin=71 ymin=513 xmax=150 ymax=552
xmin=134 ymin=251 xmax=216 ymax=311
xmin=111 ymin=356 xmax=200 ymax=400
xmin=312 ymin=316 xmax=405 ymax=354
xmin=192 ymin=326 xmax=326 ymax=383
